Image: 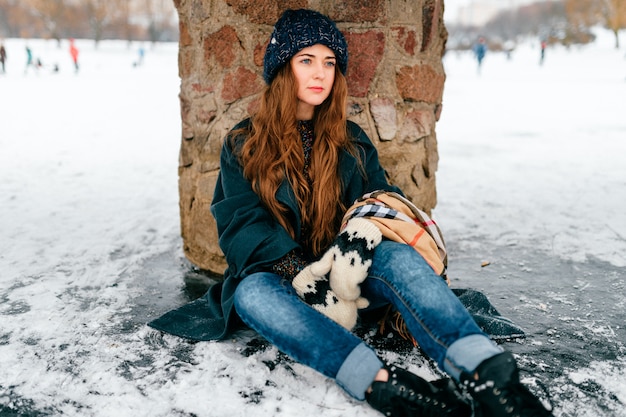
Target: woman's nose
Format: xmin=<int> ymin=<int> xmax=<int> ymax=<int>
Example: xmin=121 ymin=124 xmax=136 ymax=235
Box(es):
xmin=313 ymin=62 xmax=325 ymax=79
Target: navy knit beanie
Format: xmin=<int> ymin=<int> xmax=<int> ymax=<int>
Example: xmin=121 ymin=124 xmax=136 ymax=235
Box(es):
xmin=263 ymin=9 xmax=348 ymax=84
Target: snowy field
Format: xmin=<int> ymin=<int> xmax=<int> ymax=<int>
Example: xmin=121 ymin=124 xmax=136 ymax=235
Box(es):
xmin=1 ymin=31 xmax=625 ymax=417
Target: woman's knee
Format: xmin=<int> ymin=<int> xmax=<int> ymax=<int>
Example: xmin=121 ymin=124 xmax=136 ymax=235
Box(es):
xmin=233 ymin=273 xmax=277 ymax=313
xmin=372 ymin=241 xmax=434 ymax=278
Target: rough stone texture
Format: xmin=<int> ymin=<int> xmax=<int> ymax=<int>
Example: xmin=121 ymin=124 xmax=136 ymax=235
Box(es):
xmin=204 ymin=25 xmax=239 ymax=68
xmin=329 ymin=0 xmax=384 ymax=22
xmin=221 ymin=66 xmax=263 ymax=103
xmin=370 ymin=97 xmax=397 ymax=141
xmin=396 ymin=64 xmax=445 ymax=103
xmin=174 ymin=0 xmax=448 ymax=273
xmin=344 ymin=31 xmax=385 ymax=98
xmin=393 ymin=26 xmax=418 ymax=55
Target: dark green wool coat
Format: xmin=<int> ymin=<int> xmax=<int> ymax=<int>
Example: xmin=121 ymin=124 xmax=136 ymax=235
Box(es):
xmin=148 ymin=119 xmax=401 ymax=341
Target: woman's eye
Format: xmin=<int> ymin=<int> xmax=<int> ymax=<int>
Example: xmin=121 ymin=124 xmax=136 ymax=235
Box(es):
xmin=325 ymin=61 xmax=336 ymax=67
xmin=301 ymin=58 xmax=311 ymax=64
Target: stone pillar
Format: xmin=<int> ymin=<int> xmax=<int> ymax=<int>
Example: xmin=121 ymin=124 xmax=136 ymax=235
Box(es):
xmin=174 ymin=0 xmax=448 ymax=274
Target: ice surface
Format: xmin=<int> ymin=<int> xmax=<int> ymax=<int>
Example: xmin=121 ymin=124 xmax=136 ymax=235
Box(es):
xmin=1 ymin=31 xmax=625 ymax=416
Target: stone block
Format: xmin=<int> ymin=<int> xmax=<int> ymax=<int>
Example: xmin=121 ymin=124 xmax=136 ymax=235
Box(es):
xmin=330 ymin=0 xmax=383 ymax=22
xmin=221 ymin=66 xmax=263 ymax=103
xmin=396 ymin=64 xmax=445 ymax=103
xmin=203 ymin=25 xmax=240 ymax=68
xmin=370 ymin=97 xmax=397 ymax=141
xmin=345 ymin=31 xmax=385 ymax=98
xmin=400 ymin=109 xmax=435 ymax=143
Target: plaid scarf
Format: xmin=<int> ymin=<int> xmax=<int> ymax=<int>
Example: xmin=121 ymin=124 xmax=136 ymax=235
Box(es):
xmin=342 ymin=190 xmax=448 ymax=280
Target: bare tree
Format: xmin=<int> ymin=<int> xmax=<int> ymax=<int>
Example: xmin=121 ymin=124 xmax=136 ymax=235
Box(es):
xmin=83 ymin=0 xmax=108 ymax=46
xmin=118 ymin=0 xmax=134 ymax=45
xmin=484 ymin=1 xmax=568 ymax=42
xmin=0 ymin=0 xmax=31 ymax=37
xmin=142 ymin=0 xmax=177 ymax=44
xmin=602 ymin=0 xmax=626 ymax=48
xmin=0 ymin=0 xmax=177 ymax=41
xmin=566 ymin=0 xmax=626 ymax=48
xmin=24 ymin=0 xmax=68 ymax=42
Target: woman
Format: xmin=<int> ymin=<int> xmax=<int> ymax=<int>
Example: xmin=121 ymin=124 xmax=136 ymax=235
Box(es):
xmin=153 ymin=9 xmax=553 ymax=417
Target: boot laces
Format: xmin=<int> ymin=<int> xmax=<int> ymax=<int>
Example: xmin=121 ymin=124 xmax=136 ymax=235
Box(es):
xmin=369 ymin=366 xmax=471 ymax=417
xmin=485 ymin=380 xmax=553 ymax=417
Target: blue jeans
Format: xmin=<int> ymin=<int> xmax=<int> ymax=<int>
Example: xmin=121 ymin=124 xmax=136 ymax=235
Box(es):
xmin=233 ymin=241 xmax=502 ymax=400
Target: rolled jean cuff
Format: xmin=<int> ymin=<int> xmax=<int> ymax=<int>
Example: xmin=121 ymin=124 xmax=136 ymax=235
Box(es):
xmin=335 ymin=342 xmax=383 ymax=401
xmin=444 ymin=334 xmax=503 ymax=381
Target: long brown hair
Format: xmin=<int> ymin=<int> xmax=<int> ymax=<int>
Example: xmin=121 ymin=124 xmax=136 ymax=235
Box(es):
xmin=234 ymin=64 xmax=352 ymax=255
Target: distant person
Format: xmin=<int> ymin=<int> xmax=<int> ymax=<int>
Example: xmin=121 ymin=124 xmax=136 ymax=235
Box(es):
xmin=0 ymin=41 xmax=6 ymax=74
xmin=24 ymin=45 xmax=36 ymax=74
xmin=69 ymin=39 xmax=79 ymax=73
xmin=540 ymin=39 xmax=547 ymax=66
xmin=136 ymin=46 xmax=145 ymax=66
xmin=473 ymin=37 xmax=487 ymax=74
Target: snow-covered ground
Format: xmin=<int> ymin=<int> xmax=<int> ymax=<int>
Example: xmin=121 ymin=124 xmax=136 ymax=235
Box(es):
xmin=438 ymin=31 xmax=626 ymax=268
xmin=1 ymin=31 xmax=625 ymax=417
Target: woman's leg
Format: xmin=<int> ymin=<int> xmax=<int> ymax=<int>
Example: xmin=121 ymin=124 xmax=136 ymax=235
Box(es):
xmin=233 ymin=272 xmax=382 ymax=400
xmin=235 ymin=270 xmax=477 ymax=417
xmin=361 ymin=241 xmax=502 ymax=380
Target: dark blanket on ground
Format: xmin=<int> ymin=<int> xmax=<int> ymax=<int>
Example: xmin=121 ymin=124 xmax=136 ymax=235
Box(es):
xmin=452 ymin=288 xmax=525 ymax=340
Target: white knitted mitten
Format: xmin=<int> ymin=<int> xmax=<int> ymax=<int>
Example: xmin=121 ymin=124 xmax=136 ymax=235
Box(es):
xmin=292 ymin=217 xmax=381 ymax=330
xmin=313 ymin=217 xmax=382 ymax=301
xmin=293 ymin=266 xmax=369 ymax=330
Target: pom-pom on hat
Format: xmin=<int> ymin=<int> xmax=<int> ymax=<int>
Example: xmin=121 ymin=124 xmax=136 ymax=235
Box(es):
xmin=263 ymin=9 xmax=348 ymax=84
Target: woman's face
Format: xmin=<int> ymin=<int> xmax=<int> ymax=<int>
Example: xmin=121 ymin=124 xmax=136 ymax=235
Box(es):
xmin=290 ymin=44 xmax=336 ymax=120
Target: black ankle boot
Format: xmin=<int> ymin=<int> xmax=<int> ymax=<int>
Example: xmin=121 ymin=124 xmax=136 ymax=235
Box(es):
xmin=366 ymin=364 xmax=472 ymax=417
xmin=461 ymin=352 xmax=553 ymax=417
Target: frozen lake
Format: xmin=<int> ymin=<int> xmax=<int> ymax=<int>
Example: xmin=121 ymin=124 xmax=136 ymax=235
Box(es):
xmin=1 ymin=30 xmax=625 ymax=416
